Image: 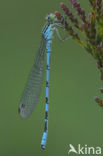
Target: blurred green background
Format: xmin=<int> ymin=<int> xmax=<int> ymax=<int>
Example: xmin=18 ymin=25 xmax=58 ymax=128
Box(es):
xmin=0 ymin=0 xmax=103 ymax=155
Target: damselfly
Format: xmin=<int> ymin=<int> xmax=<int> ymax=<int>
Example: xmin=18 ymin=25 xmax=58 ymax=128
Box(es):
xmin=18 ymin=13 xmax=69 ymax=149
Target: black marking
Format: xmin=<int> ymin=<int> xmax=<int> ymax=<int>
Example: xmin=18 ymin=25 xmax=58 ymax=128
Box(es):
xmin=46 ymin=81 xmax=49 ymax=87
xmin=21 ymin=103 xmax=25 ymax=108
xmin=43 ymin=23 xmax=50 ymax=33
xmin=45 ymin=111 xmax=48 ymax=119
xmin=42 ymin=22 xmax=50 ymax=38
xmin=18 ymin=107 xmax=21 ymax=114
xmin=46 ymin=97 xmax=49 ymax=103
xmin=47 ymin=65 xmax=50 ymax=70
xmin=41 ymin=145 xmax=45 ymax=150
xmin=44 ymin=121 xmax=48 ymax=131
xmin=46 ymin=51 xmax=51 ymax=53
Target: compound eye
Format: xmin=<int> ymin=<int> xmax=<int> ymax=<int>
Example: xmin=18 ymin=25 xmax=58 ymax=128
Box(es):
xmin=45 ymin=14 xmax=50 ymax=20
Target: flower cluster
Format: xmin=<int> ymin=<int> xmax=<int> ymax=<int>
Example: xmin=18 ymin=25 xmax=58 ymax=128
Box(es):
xmin=55 ymin=0 xmax=103 ymax=108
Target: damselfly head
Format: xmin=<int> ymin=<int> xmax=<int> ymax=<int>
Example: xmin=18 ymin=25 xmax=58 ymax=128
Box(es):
xmin=45 ymin=13 xmax=57 ymax=23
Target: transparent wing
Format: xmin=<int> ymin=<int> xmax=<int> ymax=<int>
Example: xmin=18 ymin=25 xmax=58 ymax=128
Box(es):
xmin=18 ymin=38 xmax=46 ymax=119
